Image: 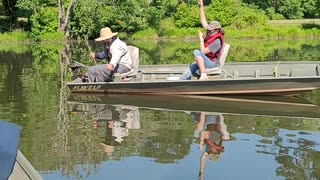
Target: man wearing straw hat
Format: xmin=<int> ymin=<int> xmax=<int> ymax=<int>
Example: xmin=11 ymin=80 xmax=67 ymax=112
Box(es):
xmin=87 ymin=27 xmax=132 ymax=82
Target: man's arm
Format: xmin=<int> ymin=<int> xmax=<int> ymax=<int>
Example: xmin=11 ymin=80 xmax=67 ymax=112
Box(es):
xmin=89 ymin=51 xmax=106 ymax=61
xmin=95 ymin=51 xmax=107 ymax=60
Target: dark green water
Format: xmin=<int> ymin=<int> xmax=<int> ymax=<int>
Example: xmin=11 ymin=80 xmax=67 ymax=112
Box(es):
xmin=0 ymin=39 xmax=320 ymax=180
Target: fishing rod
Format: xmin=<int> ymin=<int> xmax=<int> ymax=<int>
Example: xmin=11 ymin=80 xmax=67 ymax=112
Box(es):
xmin=83 ymin=34 xmax=97 ymax=65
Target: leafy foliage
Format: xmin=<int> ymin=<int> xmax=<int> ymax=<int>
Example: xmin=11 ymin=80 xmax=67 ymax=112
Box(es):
xmin=278 ymin=0 xmax=304 ymax=19
xmin=0 ymin=0 xmax=319 ymax=39
xmin=29 ymin=7 xmax=58 ymax=39
xmin=69 ymin=0 xmax=97 ymax=38
xmin=205 ymin=0 xmax=239 ymax=26
xmin=2 ymin=0 xmax=18 ymax=17
xmin=265 ymin=7 xmax=285 ymax=20
xmin=174 ymin=3 xmax=200 ymax=28
xmin=232 ymin=4 xmax=268 ymax=29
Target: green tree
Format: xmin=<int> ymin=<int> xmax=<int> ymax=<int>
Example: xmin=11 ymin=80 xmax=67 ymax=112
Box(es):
xmin=278 ymin=0 xmax=304 ymax=19
xmin=242 ymin=0 xmax=320 ymax=18
xmin=58 ymin=0 xmax=76 ymax=37
xmin=69 ymin=0 xmax=97 ymax=38
xmin=232 ymin=4 xmax=268 ymax=29
xmin=147 ymin=0 xmax=178 ymax=27
xmin=174 ymin=3 xmax=199 ymax=28
xmin=29 ymin=7 xmax=58 ymax=39
xmin=90 ymin=0 xmax=151 ymax=37
xmin=17 ymin=0 xmax=63 ymax=38
xmin=205 ymin=0 xmax=239 ymax=26
xmin=302 ymin=0 xmax=319 ymax=18
xmin=2 ymin=0 xmax=18 ymax=18
xmin=265 ymin=7 xmax=285 ymax=20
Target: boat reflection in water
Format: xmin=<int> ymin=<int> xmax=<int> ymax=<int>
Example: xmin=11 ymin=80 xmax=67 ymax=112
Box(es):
xmin=67 ymin=94 xmax=320 ymax=180
xmin=68 ymin=93 xmax=320 ymax=119
xmin=68 ymin=101 xmax=232 ymax=180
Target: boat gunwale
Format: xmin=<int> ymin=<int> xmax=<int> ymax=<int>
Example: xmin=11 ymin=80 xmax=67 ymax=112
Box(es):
xmin=67 ymin=75 xmax=320 ymax=85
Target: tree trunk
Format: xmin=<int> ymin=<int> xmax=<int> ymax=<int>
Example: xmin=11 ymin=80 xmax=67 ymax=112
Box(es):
xmin=58 ymin=0 xmax=77 ymax=38
xmin=2 ymin=0 xmax=18 ymax=31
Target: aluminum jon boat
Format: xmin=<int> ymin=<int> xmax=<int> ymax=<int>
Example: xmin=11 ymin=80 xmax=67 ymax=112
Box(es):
xmin=67 ymin=45 xmax=320 ymax=96
xmin=67 ymin=61 xmax=320 ymax=96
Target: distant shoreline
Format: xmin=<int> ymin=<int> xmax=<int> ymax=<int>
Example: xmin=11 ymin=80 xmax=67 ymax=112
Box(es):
xmin=0 ymin=19 xmax=319 ymax=42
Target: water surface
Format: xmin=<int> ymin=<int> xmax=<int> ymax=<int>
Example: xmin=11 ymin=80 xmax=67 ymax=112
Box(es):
xmin=0 ymin=39 xmax=320 ymax=180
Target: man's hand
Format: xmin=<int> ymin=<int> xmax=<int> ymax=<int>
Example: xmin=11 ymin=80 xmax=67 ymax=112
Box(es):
xmin=106 ymin=63 xmax=113 ymax=71
xmin=89 ymin=53 xmax=95 ymax=59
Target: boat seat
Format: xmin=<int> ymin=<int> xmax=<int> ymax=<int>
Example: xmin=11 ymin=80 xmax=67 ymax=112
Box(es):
xmin=195 ymin=43 xmax=230 ymax=75
xmin=289 ymin=67 xmax=318 ymax=77
xmin=116 ymin=46 xmax=140 ymax=81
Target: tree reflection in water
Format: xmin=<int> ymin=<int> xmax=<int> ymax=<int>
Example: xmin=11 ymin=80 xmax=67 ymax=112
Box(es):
xmin=66 ymin=101 xmax=320 ymax=180
xmin=1 ymin=39 xmax=320 ymax=180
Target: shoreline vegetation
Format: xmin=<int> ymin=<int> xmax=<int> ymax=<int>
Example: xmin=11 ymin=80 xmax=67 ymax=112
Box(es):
xmin=0 ymin=19 xmax=319 ymax=43
xmin=131 ymin=19 xmax=320 ymax=40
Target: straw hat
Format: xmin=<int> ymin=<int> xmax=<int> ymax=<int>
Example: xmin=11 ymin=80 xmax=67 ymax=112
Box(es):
xmin=95 ymin=27 xmax=118 ymax=41
xmin=100 ymin=143 xmax=115 ymax=155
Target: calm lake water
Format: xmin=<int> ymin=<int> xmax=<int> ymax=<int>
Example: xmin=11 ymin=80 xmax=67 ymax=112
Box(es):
xmin=0 ymin=38 xmax=320 ymax=180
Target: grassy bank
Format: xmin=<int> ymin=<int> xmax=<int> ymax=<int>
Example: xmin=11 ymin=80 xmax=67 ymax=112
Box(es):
xmin=0 ymin=31 xmax=29 ymax=42
xmin=0 ymin=31 xmax=65 ymax=43
xmin=131 ymin=19 xmax=320 ymax=40
xmin=0 ymin=19 xmax=319 ymax=42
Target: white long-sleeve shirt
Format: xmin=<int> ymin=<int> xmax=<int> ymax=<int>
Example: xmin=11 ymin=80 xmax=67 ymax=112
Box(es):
xmin=96 ymin=38 xmax=132 ymax=69
xmin=110 ymin=38 xmax=132 ymax=69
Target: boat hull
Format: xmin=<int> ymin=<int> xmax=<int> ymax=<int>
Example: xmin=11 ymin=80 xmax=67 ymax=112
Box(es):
xmin=67 ymin=61 xmax=320 ymax=95
xmin=67 ymin=77 xmax=320 ymax=95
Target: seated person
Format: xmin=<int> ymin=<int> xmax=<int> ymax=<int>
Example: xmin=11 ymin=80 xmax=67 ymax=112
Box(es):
xmin=86 ymin=27 xmax=133 ymax=82
xmin=172 ymin=0 xmax=225 ymax=81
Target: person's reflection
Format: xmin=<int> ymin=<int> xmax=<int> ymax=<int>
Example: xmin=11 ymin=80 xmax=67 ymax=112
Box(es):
xmin=90 ymin=104 xmax=113 ymax=128
xmin=90 ymin=104 xmax=140 ymax=156
xmin=191 ymin=112 xmax=230 ymax=180
xmin=100 ymin=123 xmax=120 ymax=156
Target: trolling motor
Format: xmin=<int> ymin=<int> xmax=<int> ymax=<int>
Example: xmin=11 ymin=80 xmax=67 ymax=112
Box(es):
xmin=68 ymin=61 xmax=89 ymax=82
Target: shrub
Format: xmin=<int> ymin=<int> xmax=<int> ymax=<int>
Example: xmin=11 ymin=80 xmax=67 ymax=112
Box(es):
xmin=29 ymin=7 xmax=58 ymax=40
xmin=131 ymin=28 xmax=158 ymax=39
xmin=265 ymin=7 xmax=284 ymax=20
xmin=158 ymin=18 xmax=176 ymax=37
xmin=174 ymin=3 xmax=200 ymax=28
xmin=231 ymin=5 xmax=268 ymax=29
